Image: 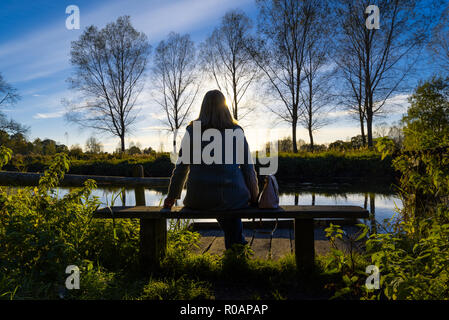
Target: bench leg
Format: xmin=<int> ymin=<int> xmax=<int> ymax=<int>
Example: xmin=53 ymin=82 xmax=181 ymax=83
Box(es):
xmin=140 ymin=218 xmax=167 ymax=272
xmin=294 ymin=218 xmax=315 ymax=271
xmin=133 ymin=165 xmax=167 ymax=272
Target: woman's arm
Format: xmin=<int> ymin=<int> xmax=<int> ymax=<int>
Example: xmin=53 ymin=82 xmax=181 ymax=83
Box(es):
xmin=164 ymin=130 xmax=191 ymax=208
xmin=166 ymin=161 xmax=189 ymax=201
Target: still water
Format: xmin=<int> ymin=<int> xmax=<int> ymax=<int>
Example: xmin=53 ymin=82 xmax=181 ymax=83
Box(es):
xmin=55 ymin=184 xmax=403 ymax=227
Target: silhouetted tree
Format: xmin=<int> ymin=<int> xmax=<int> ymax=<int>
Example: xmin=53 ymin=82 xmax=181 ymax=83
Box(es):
xmin=334 ymin=0 xmax=440 ymax=147
xmin=0 ymin=73 xmax=19 ymax=107
xmin=335 ymin=45 xmax=367 ymax=146
xmin=299 ymin=1 xmax=334 ymax=151
xmin=251 ymin=0 xmax=321 ymax=153
xmin=152 ymin=32 xmax=198 ymax=153
xmin=201 ymin=10 xmax=259 ymax=120
xmin=430 ymin=2 xmax=449 ymax=73
xmin=0 ymin=73 xmax=28 ymax=136
xmin=66 ymin=16 xmax=151 ymax=152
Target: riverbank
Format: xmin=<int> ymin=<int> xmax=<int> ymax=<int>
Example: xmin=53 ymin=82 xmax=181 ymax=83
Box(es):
xmin=2 ymin=150 xmax=396 ymax=184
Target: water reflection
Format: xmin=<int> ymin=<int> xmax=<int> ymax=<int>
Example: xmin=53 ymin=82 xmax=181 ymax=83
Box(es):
xmin=53 ymin=185 xmax=402 ymax=229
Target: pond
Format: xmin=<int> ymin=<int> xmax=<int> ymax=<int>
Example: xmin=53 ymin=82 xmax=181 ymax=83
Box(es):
xmin=53 ymin=183 xmax=402 ymax=229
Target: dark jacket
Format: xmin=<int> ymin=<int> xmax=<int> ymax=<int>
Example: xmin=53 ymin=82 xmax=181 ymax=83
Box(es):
xmin=167 ymin=123 xmax=259 ymax=211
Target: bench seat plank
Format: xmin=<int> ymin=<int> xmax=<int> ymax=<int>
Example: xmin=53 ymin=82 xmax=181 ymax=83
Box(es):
xmin=95 ymin=205 xmax=369 ymax=219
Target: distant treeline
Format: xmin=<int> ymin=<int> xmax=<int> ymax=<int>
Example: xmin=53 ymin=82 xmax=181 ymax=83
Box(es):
xmin=2 ymin=150 xmax=396 ymax=184
xmin=0 ymin=131 xmax=153 ymax=156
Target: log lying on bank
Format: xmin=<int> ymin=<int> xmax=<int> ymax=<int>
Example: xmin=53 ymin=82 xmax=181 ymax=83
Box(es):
xmin=0 ymin=171 xmax=170 ymax=187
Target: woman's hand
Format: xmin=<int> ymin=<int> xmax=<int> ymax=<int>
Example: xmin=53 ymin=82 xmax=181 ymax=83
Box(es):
xmin=163 ymin=197 xmax=175 ymax=209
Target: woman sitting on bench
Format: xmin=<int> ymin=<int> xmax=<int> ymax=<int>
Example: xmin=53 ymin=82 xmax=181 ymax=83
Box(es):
xmin=163 ymin=90 xmax=259 ymax=249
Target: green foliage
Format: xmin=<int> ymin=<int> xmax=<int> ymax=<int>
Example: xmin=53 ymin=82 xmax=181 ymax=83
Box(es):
xmin=2 ymin=148 xmax=395 ymax=183
xmin=141 ymin=277 xmax=213 ymax=300
xmin=322 ymin=78 xmax=449 ymax=300
xmin=0 ymin=148 xmax=140 ymax=299
xmin=269 ymin=150 xmax=395 ymax=182
xmin=167 ymin=219 xmax=200 ymax=252
xmin=376 ymin=137 xmax=396 ymax=160
xmin=221 ymin=244 xmax=255 ymax=276
xmin=2 ymin=152 xmax=172 ymax=177
xmin=1 ymin=146 xmax=320 ymax=300
xmin=365 ymin=214 xmax=449 ymax=300
xmin=402 ymin=77 xmax=449 ymax=150
xmin=0 ymin=146 xmax=12 ymax=168
xmin=320 ymin=223 xmax=371 ymax=299
xmin=377 ymin=78 xmax=449 ymax=224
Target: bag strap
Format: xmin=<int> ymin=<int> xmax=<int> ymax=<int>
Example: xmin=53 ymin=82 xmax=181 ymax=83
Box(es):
xmin=249 ymin=175 xmax=279 ymax=236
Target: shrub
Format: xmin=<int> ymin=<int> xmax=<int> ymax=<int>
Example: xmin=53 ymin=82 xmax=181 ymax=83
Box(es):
xmin=322 ymin=79 xmax=449 ymax=300
xmin=0 ymin=148 xmax=140 ymax=298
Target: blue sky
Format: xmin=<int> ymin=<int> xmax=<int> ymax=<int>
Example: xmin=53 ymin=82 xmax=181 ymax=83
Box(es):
xmin=0 ymin=0 xmax=444 ymax=152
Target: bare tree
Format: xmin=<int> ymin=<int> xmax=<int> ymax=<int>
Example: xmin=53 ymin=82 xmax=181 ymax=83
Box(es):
xmin=0 ymin=73 xmax=19 ymax=107
xmin=336 ymin=47 xmax=367 ymax=145
xmin=0 ymin=113 xmax=28 ymax=136
xmin=85 ymin=136 xmax=104 ymax=154
xmin=299 ymin=4 xmax=334 ymax=151
xmin=0 ymin=73 xmax=28 ymax=136
xmin=152 ymin=32 xmax=198 ymax=153
xmin=250 ymin=0 xmax=319 ymax=153
xmin=200 ymin=10 xmax=259 ymax=121
xmin=334 ymin=0 xmax=438 ymax=147
xmin=430 ymin=2 xmax=449 ymax=73
xmin=65 ymin=16 xmax=151 ymax=152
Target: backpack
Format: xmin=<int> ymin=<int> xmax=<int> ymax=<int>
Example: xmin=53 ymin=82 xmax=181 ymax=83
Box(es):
xmin=258 ymin=175 xmax=280 ymax=209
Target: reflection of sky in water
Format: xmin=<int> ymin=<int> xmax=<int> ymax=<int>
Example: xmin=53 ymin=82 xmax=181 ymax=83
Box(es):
xmin=56 ymin=187 xmax=402 ymax=226
xmin=279 ymin=193 xmax=402 ymax=224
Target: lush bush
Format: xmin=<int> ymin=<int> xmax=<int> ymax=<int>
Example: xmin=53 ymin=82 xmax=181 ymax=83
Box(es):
xmin=365 ymin=214 xmax=449 ymax=300
xmin=0 ymin=149 xmax=141 ymax=299
xmin=3 ymin=152 xmax=173 ymax=177
xmin=320 ymin=78 xmax=449 ymax=300
xmin=262 ymin=150 xmax=395 ymax=182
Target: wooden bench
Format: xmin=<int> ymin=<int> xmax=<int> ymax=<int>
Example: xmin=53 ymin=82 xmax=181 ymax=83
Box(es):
xmin=94 ymin=205 xmax=369 ymax=271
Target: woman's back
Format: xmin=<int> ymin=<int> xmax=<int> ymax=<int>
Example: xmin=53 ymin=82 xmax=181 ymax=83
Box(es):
xmin=168 ymin=123 xmax=256 ymax=210
xmin=164 ymin=89 xmax=259 ymax=249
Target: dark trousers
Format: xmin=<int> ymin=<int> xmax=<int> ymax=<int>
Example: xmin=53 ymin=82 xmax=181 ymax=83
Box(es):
xmin=216 ymin=218 xmax=247 ymax=250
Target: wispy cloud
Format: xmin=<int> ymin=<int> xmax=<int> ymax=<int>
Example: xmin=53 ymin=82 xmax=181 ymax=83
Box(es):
xmin=33 ymin=111 xmax=65 ymax=119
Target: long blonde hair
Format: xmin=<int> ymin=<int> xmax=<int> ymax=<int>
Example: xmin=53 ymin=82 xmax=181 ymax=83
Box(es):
xmin=193 ymin=90 xmax=237 ymax=130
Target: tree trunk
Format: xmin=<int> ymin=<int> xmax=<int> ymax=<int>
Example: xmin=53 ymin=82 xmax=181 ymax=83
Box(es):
xmin=308 ymin=125 xmax=314 ymax=151
xmin=233 ymin=75 xmax=238 ymax=121
xmin=366 ymin=108 xmax=373 ymax=147
xmin=359 ymin=109 xmax=366 ymax=147
xmin=173 ymin=128 xmax=178 ymax=154
xmin=292 ymin=118 xmax=298 ymax=153
xmin=120 ymin=135 xmax=126 ymax=153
